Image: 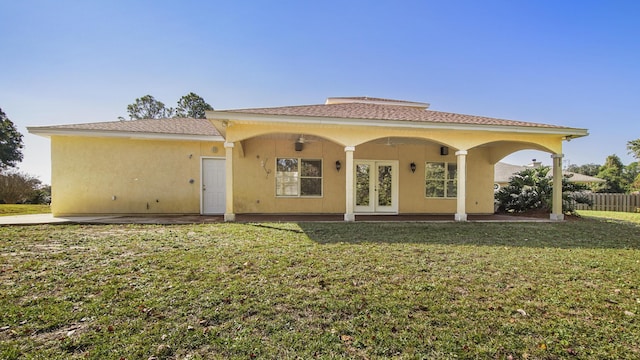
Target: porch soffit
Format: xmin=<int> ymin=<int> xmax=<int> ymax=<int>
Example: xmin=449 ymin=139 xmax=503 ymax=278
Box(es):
xmin=209 ymin=118 xmax=586 ymax=154
xmin=216 ymin=119 xmax=568 ymax=152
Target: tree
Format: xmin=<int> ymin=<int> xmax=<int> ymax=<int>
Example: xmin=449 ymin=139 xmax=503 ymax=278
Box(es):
xmin=628 ymin=139 xmax=640 ymax=160
xmin=175 ymin=92 xmax=213 ymax=119
xmin=565 ymin=163 xmax=600 ymax=177
xmin=624 ymin=162 xmax=640 ymax=192
xmin=494 ymin=166 xmax=592 ymax=215
xmin=0 ymin=108 xmax=24 ymax=169
xmin=126 ymin=95 xmax=175 ymax=120
xmin=594 ymin=155 xmax=626 ymax=193
xmin=0 ymin=171 xmax=42 ymax=204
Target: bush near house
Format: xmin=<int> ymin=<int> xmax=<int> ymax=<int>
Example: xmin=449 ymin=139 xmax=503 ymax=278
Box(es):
xmin=0 ymin=171 xmax=50 ymax=204
xmin=495 ymin=166 xmax=592 ymax=214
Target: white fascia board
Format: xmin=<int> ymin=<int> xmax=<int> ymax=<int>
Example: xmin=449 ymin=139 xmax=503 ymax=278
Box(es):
xmin=27 ymin=127 xmax=225 ymax=142
xmin=207 ymin=111 xmax=589 ymax=138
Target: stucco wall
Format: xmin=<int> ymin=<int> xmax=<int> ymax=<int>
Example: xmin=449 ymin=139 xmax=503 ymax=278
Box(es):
xmin=51 ymin=135 xmax=497 ymax=216
xmin=232 ymin=138 xmax=346 ymax=213
xmin=231 ymin=138 xmax=496 ymax=215
xmin=50 ymin=136 xmax=223 ymax=216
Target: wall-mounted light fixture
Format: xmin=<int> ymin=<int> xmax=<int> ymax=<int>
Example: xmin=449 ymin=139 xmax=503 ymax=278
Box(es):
xmin=335 ymin=160 xmax=342 ymax=172
xmin=440 ymin=146 xmax=449 ymax=156
xmin=295 ymin=141 xmax=303 ymax=152
xmin=410 ymin=162 xmax=417 ymax=173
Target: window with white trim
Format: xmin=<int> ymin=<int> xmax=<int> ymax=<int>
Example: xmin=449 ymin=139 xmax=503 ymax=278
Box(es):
xmin=425 ymin=162 xmax=457 ymax=198
xmin=276 ymin=158 xmax=322 ymax=197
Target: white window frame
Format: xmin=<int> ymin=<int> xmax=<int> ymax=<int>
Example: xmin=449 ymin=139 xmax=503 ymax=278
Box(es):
xmin=425 ymin=161 xmax=457 ymax=198
xmin=276 ymin=158 xmax=323 ymax=197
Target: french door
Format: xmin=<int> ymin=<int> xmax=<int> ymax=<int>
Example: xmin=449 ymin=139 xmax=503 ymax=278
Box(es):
xmin=354 ymin=160 xmax=398 ymax=213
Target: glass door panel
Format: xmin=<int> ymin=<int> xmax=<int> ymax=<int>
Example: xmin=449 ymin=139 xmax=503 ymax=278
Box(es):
xmin=354 ymin=160 xmax=398 ymax=213
xmin=377 ymin=165 xmax=392 ymax=206
xmin=355 ymin=164 xmax=371 ymax=207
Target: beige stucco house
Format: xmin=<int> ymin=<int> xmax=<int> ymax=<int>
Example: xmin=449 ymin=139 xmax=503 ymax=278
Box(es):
xmin=28 ymin=96 xmax=588 ymax=221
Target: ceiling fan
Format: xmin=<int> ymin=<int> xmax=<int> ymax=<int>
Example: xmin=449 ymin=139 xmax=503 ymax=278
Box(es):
xmin=296 ymin=134 xmax=319 ymax=144
xmin=381 ymin=137 xmax=406 ymax=146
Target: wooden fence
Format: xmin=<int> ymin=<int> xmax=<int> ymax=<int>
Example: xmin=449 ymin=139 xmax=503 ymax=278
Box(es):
xmin=573 ymin=193 xmax=640 ymax=212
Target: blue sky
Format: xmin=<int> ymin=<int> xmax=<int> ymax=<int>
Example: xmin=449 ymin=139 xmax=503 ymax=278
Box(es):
xmin=1 ymin=0 xmax=638 ymax=184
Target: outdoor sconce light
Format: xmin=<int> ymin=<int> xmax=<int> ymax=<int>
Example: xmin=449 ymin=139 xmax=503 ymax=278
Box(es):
xmin=294 ymin=141 xmax=303 ymax=152
xmin=440 ymin=146 xmax=449 ymax=156
xmin=410 ymin=162 xmax=417 ymax=173
xmin=335 ymin=160 xmax=342 ymax=172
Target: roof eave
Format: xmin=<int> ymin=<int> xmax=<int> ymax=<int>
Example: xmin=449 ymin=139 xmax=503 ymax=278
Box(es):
xmin=206 ymin=111 xmax=589 ymax=137
xmin=27 ymin=127 xmax=225 ymax=142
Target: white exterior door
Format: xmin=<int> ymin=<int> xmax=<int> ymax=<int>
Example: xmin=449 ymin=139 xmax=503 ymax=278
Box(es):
xmin=354 ymin=160 xmax=398 ymax=213
xmin=202 ymin=158 xmax=226 ymax=214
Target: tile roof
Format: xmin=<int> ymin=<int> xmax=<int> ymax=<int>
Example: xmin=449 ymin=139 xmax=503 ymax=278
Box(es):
xmin=38 ymin=118 xmax=221 ymax=136
xmin=222 ymin=102 xmax=566 ymax=129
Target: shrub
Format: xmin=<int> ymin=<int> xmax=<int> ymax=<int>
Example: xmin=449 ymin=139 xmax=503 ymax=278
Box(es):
xmin=495 ymin=166 xmax=592 ymax=215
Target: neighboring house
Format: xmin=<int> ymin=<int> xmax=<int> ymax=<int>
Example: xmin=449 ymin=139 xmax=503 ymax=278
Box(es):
xmin=28 ymin=96 xmax=588 ymax=221
xmin=494 ymin=160 xmax=605 ymax=191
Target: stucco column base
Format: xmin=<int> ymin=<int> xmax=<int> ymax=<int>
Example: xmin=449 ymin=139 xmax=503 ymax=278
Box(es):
xmin=454 ymin=213 xmax=468 ymax=222
xmin=344 ymin=213 xmax=355 ymax=222
xmin=549 ymin=213 xmax=564 ymax=221
xmin=224 ymin=213 xmax=236 ymax=222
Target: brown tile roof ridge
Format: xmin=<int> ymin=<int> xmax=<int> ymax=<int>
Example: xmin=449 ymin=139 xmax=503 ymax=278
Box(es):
xmin=222 ymin=102 xmax=568 ymax=129
xmin=39 ymin=117 xmax=221 ymax=136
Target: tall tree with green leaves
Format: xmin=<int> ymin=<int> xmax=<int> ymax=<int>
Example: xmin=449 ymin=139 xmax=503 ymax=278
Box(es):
xmin=565 ymin=163 xmax=601 ymax=177
xmin=126 ymin=95 xmax=175 ymax=120
xmin=0 ymin=108 xmax=24 ymax=170
xmin=175 ymin=92 xmax=214 ymax=119
xmin=628 ymin=139 xmax=640 ymax=160
xmin=624 ymin=162 xmax=640 ymax=192
xmin=594 ymin=154 xmax=626 ymax=193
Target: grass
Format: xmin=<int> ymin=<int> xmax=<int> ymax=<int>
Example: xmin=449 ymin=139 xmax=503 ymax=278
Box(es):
xmin=1 ymin=217 xmax=639 ymax=359
xmin=578 ymin=209 xmax=640 ymax=224
xmin=0 ymin=204 xmax=51 ymax=216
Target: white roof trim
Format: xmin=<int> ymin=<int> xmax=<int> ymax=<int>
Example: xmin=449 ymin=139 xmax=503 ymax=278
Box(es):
xmin=206 ymin=111 xmax=589 ymax=138
xmin=27 ymin=127 xmax=225 ymax=142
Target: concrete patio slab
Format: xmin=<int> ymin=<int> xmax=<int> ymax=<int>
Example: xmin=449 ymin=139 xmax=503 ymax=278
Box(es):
xmin=0 ymin=213 xmax=553 ymax=225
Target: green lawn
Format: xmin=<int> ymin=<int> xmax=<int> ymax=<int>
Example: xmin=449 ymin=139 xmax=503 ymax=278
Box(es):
xmin=1 ymin=217 xmax=639 ymax=359
xmin=0 ymin=204 xmax=51 ymax=216
xmin=578 ymin=209 xmax=640 ymax=224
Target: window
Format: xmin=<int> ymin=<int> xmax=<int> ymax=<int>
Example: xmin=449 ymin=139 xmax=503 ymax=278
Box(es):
xmin=276 ymin=158 xmax=322 ymax=196
xmin=425 ymin=162 xmax=457 ymax=198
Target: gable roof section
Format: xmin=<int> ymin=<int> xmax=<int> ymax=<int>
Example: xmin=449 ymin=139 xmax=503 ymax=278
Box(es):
xmin=28 ymin=118 xmax=223 ymax=141
xmin=221 ymin=102 xmax=564 ymax=128
xmin=209 ymin=98 xmax=588 ymax=137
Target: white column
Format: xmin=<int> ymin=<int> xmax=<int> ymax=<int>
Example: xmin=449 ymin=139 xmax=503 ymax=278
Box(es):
xmin=344 ymin=146 xmax=356 ymax=222
xmin=550 ymin=153 xmax=564 ymax=221
xmin=455 ymin=150 xmax=468 ymax=222
xmin=224 ymin=142 xmax=235 ymax=222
